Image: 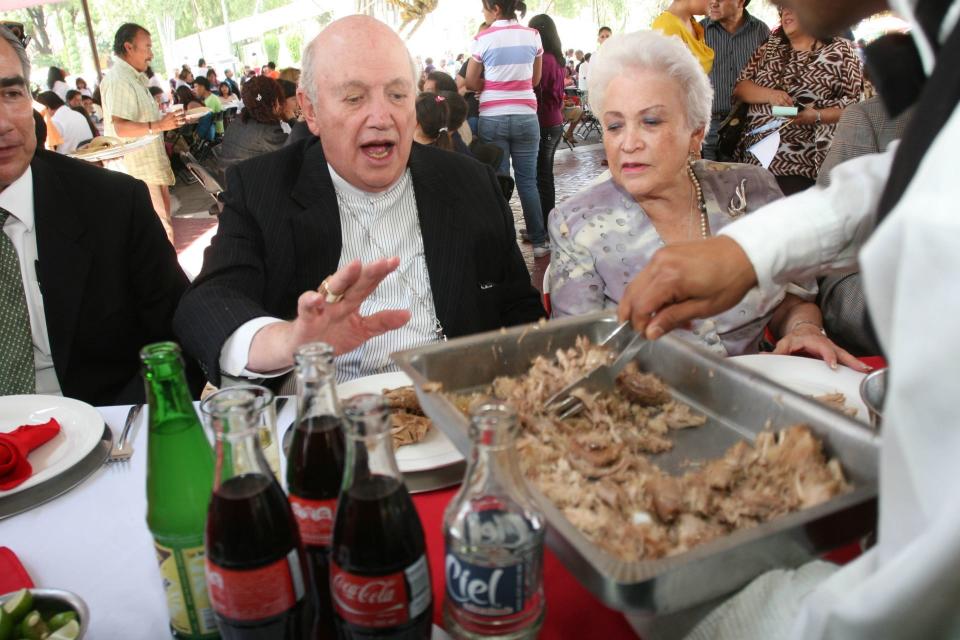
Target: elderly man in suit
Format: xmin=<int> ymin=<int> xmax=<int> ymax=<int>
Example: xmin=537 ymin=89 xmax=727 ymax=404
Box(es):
xmin=0 ymin=26 xmax=191 ymax=405
xmin=174 ymin=15 xmax=545 ymax=385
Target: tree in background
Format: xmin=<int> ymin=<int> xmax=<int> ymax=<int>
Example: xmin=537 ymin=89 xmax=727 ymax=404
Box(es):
xmin=263 ymin=31 xmax=280 ymax=64
xmin=284 ymin=30 xmax=302 ymax=64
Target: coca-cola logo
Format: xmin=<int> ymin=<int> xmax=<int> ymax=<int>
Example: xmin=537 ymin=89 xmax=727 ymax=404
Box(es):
xmin=291 ymin=501 xmax=333 ymax=522
xmin=332 ymin=574 xmax=397 ymax=605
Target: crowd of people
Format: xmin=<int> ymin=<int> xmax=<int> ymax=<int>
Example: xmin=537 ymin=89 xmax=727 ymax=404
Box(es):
xmin=1 ymin=0 xmax=958 ymax=635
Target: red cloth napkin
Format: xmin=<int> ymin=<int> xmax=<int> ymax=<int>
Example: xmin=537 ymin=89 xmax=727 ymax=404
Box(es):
xmin=0 ymin=418 xmax=61 ymax=490
xmin=0 ymin=547 xmax=34 ymax=593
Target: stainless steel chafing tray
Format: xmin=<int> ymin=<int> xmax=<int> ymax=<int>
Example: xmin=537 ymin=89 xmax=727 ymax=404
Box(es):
xmin=392 ymin=312 xmax=879 ymax=615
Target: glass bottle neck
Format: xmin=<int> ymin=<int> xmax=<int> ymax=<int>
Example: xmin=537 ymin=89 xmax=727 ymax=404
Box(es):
xmin=342 ymin=394 xmax=401 ymax=490
xmin=295 ymin=343 xmax=341 ymax=420
xmin=140 ymin=343 xmax=197 ymax=426
xmin=204 ymin=390 xmax=272 ymax=489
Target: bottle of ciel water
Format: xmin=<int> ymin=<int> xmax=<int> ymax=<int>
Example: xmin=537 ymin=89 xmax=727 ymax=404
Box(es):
xmin=443 ymin=402 xmax=545 ymax=639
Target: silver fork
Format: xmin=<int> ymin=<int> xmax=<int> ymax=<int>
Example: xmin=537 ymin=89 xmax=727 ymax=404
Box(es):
xmin=109 ymin=404 xmax=143 ymax=463
xmin=544 ymin=324 xmax=645 ymax=419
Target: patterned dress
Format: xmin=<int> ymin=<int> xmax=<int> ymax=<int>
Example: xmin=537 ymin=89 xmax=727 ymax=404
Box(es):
xmin=548 ymin=161 xmax=816 ymax=357
xmin=734 ymin=32 xmax=862 ymax=180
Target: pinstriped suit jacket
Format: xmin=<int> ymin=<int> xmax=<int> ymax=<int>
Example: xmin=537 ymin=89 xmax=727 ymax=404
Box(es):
xmin=173 ymin=138 xmax=546 ymax=386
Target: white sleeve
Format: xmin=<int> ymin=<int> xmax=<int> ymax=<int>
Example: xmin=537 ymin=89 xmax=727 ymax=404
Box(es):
xmin=219 ymin=317 xmax=292 ymax=379
xmin=719 ymin=145 xmax=896 ymax=307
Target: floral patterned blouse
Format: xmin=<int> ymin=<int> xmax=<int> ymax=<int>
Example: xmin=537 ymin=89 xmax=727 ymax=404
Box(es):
xmin=548 ymin=161 xmax=817 ymax=357
xmin=734 ymin=32 xmax=862 ymax=180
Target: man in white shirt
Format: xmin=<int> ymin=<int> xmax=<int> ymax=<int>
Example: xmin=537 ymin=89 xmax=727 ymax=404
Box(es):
xmin=618 ymin=0 xmax=960 ymax=638
xmin=35 ymin=91 xmax=92 ymax=154
xmin=173 ymin=15 xmax=545 ymax=387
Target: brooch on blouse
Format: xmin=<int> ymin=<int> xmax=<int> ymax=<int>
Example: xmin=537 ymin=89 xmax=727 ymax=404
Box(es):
xmin=728 ymin=179 xmax=748 ymax=218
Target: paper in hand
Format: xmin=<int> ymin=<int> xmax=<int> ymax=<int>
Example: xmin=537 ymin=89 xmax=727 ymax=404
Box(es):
xmin=748 ymin=131 xmax=780 ymax=169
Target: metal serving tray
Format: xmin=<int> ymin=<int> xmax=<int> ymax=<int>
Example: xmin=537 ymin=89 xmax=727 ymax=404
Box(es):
xmin=393 ymin=312 xmax=878 ymax=615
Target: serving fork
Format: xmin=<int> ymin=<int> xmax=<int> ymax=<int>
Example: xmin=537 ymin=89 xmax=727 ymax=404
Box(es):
xmin=108 ymin=404 xmax=143 ymax=463
xmin=544 ymin=322 xmax=646 ymax=419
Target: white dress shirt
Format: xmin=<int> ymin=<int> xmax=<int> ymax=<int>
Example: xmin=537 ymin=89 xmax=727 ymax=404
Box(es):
xmin=50 ymin=106 xmax=93 ymax=155
xmin=0 ymin=167 xmax=62 ymax=395
xmin=690 ymin=1 xmax=960 ymax=637
xmin=219 ymin=165 xmax=441 ymax=383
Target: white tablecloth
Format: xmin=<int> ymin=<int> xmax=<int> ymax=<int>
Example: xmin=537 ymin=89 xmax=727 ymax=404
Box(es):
xmin=0 ymin=404 xmax=452 ymax=640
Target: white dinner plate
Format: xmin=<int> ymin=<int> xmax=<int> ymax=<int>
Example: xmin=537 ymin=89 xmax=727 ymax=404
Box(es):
xmin=729 ymin=354 xmax=869 ymax=423
xmin=69 ymin=134 xmax=158 ymax=162
xmin=337 ymin=372 xmax=465 ymax=473
xmin=0 ymin=395 xmax=105 ymax=497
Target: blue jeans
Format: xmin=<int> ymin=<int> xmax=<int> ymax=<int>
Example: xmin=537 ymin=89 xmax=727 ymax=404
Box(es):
xmin=467 ymin=115 xmax=479 ymax=137
xmin=479 ymin=113 xmax=545 ymax=244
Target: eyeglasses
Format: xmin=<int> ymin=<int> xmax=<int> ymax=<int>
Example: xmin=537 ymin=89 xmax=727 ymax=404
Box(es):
xmin=0 ymin=22 xmax=31 ymax=49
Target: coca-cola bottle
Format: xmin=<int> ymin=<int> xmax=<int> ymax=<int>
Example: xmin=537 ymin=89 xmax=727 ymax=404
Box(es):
xmin=287 ymin=342 xmax=346 ymax=638
xmin=203 ymin=388 xmax=308 ymax=639
xmin=330 ymin=394 xmax=433 ymax=639
xmin=443 ymin=402 xmax=545 ymax=639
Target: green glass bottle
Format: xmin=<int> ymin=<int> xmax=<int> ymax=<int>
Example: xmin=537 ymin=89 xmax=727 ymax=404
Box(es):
xmin=141 ymin=342 xmax=220 ymax=639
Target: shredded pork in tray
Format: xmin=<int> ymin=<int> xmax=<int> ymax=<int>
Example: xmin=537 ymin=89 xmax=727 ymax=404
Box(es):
xmin=465 ymin=337 xmax=851 ymax=561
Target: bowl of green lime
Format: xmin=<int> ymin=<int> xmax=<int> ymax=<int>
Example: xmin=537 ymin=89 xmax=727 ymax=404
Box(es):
xmin=0 ymin=588 xmax=88 ymax=639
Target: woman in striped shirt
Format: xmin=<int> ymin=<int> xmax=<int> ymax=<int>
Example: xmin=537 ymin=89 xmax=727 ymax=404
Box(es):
xmin=466 ymin=0 xmax=550 ymax=257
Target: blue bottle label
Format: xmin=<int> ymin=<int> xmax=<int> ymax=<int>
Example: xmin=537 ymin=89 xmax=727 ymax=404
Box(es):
xmin=445 ymin=552 xmax=525 ymax=617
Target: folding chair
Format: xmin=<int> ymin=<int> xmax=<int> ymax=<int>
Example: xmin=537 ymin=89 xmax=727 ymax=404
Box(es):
xmin=180 ymin=150 xmax=225 ymax=215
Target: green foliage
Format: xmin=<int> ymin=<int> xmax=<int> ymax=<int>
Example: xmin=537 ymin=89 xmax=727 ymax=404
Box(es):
xmin=263 ymin=31 xmax=280 ymax=65
xmin=284 ymin=31 xmax=303 ymax=64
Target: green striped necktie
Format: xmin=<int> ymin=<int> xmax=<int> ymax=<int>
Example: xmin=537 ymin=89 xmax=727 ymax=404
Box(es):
xmin=0 ymin=206 xmax=36 ymax=395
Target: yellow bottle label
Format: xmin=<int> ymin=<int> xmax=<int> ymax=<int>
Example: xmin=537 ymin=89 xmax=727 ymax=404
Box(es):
xmin=155 ymin=541 xmax=219 ymax=637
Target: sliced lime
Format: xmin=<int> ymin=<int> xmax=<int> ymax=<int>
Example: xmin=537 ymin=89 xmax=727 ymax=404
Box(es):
xmin=46 ymin=612 xmax=77 ymax=632
xmin=1 ymin=590 xmax=32 ymax=622
xmin=45 ymin=619 xmax=79 ymax=640
xmin=0 ymin=608 xmax=13 ymax=640
xmin=17 ymin=611 xmax=47 ymax=640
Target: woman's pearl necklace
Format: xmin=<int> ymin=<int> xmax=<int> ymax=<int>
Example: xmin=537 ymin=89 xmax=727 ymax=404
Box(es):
xmin=687 ymin=160 xmax=709 ymax=239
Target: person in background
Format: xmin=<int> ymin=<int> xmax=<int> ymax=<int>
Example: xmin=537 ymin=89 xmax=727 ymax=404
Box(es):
xmin=35 ymin=91 xmax=94 ymax=154
xmin=205 ymin=68 xmax=219 ymax=87
xmin=598 ymin=25 xmax=613 ymax=45
xmin=145 ymin=65 xmax=165 ymax=95
xmin=195 ymin=57 xmax=208 ymax=80
xmin=652 ymin=0 xmax=714 ymax=74
xmin=175 ymin=85 xmax=203 ymax=111
xmin=148 ymin=85 xmax=165 ymax=110
xmin=176 ymin=67 xmax=193 ymax=89
xmin=439 ymin=89 xmax=473 ymax=152
xmin=81 ymin=94 xmax=102 ymax=128
xmin=423 ymin=56 xmax=436 ymax=74
xmin=467 ymin=0 xmax=549 ymax=257
xmin=74 ymin=76 xmax=92 ymax=98
xmin=530 ymin=13 xmax=567 ymax=235
xmin=278 ymin=67 xmax=300 ymax=84
xmin=278 ymin=78 xmax=300 ymax=129
xmin=264 ymin=61 xmax=280 ymax=79
xmin=457 ymin=22 xmax=489 ymax=135
xmin=423 ymin=70 xmax=457 ymax=94
xmin=218 ymin=81 xmax=241 ymax=109
xmin=65 ymin=89 xmax=82 ymax=109
xmin=215 ymin=75 xmax=288 ymax=169
xmin=193 ymin=76 xmax=223 ymax=136
xmin=701 ymin=0 xmax=770 ymax=160
xmin=414 ymin=92 xmax=456 ymax=151
xmin=223 ymin=68 xmax=240 ymax=96
xmin=733 ymin=6 xmax=861 ymax=194
xmin=0 ymin=26 xmax=193 ymax=405
xmin=578 ymin=52 xmax=591 ymax=96
xmin=46 ymin=66 xmax=68 ymax=101
xmin=100 ymin=23 xmax=185 ymax=244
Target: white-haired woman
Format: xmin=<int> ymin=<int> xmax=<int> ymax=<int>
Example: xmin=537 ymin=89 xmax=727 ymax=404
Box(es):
xmin=548 ymin=30 xmax=866 ymax=369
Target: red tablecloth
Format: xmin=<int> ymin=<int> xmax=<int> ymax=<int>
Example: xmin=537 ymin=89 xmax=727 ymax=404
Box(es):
xmin=412 ymin=487 xmax=638 ymax=638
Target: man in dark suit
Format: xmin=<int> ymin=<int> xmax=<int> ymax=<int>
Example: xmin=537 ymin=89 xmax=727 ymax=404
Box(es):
xmin=0 ymin=26 xmax=190 ymax=405
xmin=173 ymin=15 xmax=545 ymax=386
